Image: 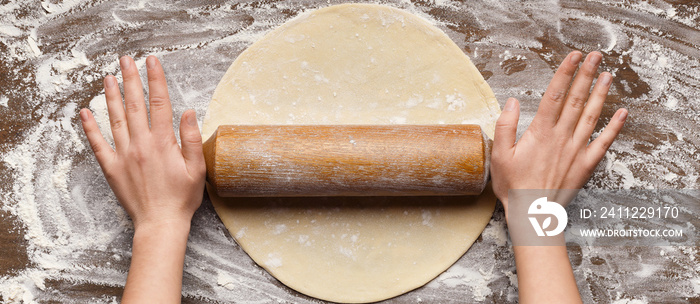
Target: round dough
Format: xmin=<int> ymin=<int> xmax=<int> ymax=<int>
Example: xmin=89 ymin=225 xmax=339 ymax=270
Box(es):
xmin=203 ymin=4 xmax=501 ymax=303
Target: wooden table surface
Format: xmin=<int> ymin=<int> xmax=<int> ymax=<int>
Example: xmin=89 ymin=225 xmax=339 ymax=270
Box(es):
xmin=0 ymin=0 xmax=698 ymax=303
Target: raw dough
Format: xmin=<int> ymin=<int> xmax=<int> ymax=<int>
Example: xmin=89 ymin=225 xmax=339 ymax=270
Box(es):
xmin=203 ymin=4 xmax=500 ymax=303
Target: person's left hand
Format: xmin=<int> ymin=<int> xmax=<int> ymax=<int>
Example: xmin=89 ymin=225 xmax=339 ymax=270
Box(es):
xmin=80 ymin=55 xmax=206 ymax=230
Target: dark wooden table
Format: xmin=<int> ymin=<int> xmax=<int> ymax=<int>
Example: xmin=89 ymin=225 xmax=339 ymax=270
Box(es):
xmin=1 ymin=0 xmax=698 ymax=303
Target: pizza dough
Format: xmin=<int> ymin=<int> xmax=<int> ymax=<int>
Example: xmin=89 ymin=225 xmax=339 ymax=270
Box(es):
xmin=203 ymin=4 xmax=501 ymax=303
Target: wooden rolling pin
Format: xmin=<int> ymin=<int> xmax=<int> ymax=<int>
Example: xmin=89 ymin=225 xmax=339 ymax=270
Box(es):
xmin=203 ymin=125 xmax=490 ymax=197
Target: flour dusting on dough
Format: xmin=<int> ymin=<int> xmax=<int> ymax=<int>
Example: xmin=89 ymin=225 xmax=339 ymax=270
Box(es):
xmin=265 ymin=253 xmax=283 ymax=268
xmin=421 ymin=210 xmax=433 ymax=227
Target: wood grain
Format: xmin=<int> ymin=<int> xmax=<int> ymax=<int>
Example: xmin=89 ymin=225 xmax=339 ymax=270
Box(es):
xmin=204 ymin=125 xmax=489 ymax=197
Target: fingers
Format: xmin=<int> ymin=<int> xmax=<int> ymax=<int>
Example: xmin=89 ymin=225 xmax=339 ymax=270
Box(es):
xmin=585 ymin=108 xmax=628 ymax=166
xmin=80 ymin=109 xmax=115 ymax=168
xmin=146 ymin=55 xmax=175 ymax=138
xmin=573 ymin=72 xmax=613 ymax=144
xmin=493 ymin=98 xmax=520 ymax=156
xmin=531 ymin=51 xmax=582 ymax=129
xmin=120 ymin=56 xmax=150 ymax=141
xmin=104 ymin=75 xmax=130 ymax=150
xmin=179 ymin=110 xmax=206 ymax=178
xmin=557 ymin=52 xmax=603 ymax=134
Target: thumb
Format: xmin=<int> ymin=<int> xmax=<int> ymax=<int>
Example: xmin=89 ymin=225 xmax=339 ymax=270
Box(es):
xmin=493 ymin=98 xmax=520 ymax=155
xmin=179 ymin=109 xmax=205 ymax=177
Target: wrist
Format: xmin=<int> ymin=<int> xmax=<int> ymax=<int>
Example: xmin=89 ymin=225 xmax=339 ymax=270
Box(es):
xmin=499 ymin=198 xmax=509 ymax=222
xmin=125 ymin=212 xmax=191 ymax=304
xmin=133 ymin=216 xmax=192 ymax=239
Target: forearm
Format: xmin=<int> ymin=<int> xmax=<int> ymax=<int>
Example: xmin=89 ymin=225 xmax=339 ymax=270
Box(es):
xmin=122 ymin=220 xmax=191 ymax=303
xmin=512 ymin=243 xmax=581 ymax=303
xmin=502 ymin=197 xmax=581 ymax=303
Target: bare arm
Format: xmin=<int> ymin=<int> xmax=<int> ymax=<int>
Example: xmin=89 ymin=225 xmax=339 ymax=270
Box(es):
xmin=490 ymin=51 xmax=627 ymax=303
xmin=80 ymin=55 xmax=206 ymax=303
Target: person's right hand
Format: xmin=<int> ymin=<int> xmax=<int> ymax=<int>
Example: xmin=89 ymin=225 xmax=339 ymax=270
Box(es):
xmin=490 ymin=51 xmax=627 ymax=218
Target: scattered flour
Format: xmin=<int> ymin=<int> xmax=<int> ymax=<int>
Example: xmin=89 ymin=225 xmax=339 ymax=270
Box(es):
xmin=427 ymin=264 xmax=493 ymax=302
xmin=26 ymin=36 xmax=41 ymax=57
xmin=297 ymin=234 xmax=310 ymax=245
xmin=421 ymin=210 xmax=433 ymax=227
xmin=633 ymin=263 xmax=660 ymax=278
xmin=0 ymin=270 xmax=51 ymax=303
xmin=217 ymin=272 xmax=238 ymax=291
xmin=611 ymin=298 xmax=649 ymax=304
xmin=605 ymin=152 xmax=637 ymax=189
xmin=0 ymin=24 xmax=23 ymax=37
xmin=665 ymin=95 xmax=678 ymax=110
xmin=54 ymin=49 xmax=91 ymax=73
xmin=338 ymin=246 xmax=355 ymax=260
xmin=691 ymin=277 xmax=700 ymax=296
xmin=272 ymin=224 xmax=288 ymax=235
xmin=444 ymin=93 xmax=465 ymax=111
xmin=264 ymin=253 xmax=283 ymax=268
xmin=35 ymin=50 xmax=93 ymax=95
xmin=235 ymin=227 xmax=247 ymax=239
xmin=502 ymin=270 xmax=517 ymax=288
xmin=481 ymin=218 xmax=508 ymax=247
